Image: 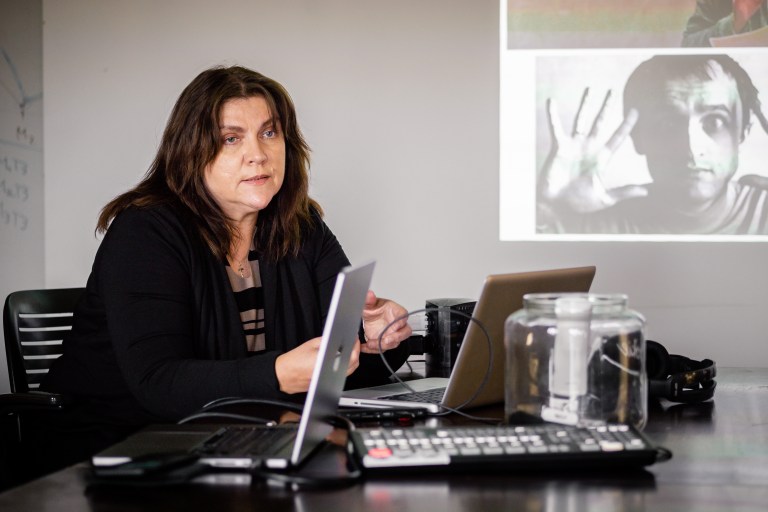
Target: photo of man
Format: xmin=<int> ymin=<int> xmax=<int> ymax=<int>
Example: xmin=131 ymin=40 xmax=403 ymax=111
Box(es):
xmin=536 ymin=54 xmax=768 ymax=235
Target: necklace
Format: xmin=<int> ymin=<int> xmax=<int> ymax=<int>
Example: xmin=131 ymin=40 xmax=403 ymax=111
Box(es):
xmin=229 ymin=251 xmax=251 ymax=279
xmin=229 ymin=229 xmax=255 ymax=279
xmin=235 ymin=258 xmax=249 ymax=278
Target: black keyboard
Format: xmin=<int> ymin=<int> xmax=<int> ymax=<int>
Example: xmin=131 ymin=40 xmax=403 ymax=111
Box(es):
xmin=350 ymin=423 xmax=666 ymax=472
xmin=383 ymin=387 xmax=446 ymax=403
xmin=198 ymin=426 xmax=295 ymax=456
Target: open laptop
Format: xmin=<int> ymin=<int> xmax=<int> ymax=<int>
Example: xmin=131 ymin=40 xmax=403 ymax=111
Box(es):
xmin=339 ymin=266 xmax=596 ymax=414
xmin=92 ymin=260 xmax=375 ymax=471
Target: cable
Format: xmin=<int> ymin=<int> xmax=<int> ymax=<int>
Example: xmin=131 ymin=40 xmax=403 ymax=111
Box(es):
xmin=250 ymin=414 xmax=363 ymax=489
xmin=199 ymin=397 xmax=305 ymax=413
xmin=177 ymin=412 xmax=275 ymax=425
xmin=178 ymin=400 xmax=363 ymax=489
xmin=176 ymin=397 xmax=307 ymax=425
xmin=430 ymin=405 xmax=503 ymax=424
xmin=373 ymin=307 xmax=498 ymax=421
xmin=251 ymin=445 xmax=363 ymax=490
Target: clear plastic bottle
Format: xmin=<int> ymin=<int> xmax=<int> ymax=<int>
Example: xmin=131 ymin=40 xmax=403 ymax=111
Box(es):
xmin=504 ymin=293 xmax=647 ymax=429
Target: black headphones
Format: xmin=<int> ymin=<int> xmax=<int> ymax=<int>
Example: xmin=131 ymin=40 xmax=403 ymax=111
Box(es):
xmin=646 ymin=340 xmax=717 ymax=403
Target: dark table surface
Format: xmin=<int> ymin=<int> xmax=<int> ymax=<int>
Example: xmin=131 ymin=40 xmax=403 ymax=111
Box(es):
xmin=2 ymin=367 xmax=767 ymax=511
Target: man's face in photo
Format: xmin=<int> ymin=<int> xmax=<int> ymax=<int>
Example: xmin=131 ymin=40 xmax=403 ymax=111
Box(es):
xmin=633 ymin=60 xmax=744 ymax=211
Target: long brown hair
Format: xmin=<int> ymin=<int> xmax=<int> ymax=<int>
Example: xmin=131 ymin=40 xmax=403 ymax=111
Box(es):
xmin=97 ymin=65 xmax=321 ymax=261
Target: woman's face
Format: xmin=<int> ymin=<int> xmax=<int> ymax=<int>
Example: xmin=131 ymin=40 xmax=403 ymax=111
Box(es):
xmin=204 ymin=96 xmax=285 ymax=223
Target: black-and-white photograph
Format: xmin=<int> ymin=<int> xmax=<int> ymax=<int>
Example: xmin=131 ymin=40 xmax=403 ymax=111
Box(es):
xmin=534 ymin=53 xmax=768 ymax=235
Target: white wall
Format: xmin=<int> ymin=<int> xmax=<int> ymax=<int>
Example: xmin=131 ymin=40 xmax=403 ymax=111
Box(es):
xmin=40 ymin=0 xmax=768 ymax=386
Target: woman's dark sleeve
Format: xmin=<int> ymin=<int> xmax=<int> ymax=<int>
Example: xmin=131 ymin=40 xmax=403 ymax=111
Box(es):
xmin=97 ymin=209 xmax=287 ymax=420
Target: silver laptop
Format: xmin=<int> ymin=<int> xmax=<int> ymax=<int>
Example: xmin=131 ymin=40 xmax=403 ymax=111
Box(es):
xmin=339 ymin=266 xmax=596 ymax=414
xmin=92 ymin=260 xmax=375 ymax=471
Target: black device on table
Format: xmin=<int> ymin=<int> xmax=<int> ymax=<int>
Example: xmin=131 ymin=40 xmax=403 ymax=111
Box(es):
xmin=349 ymin=421 xmax=670 ymax=473
xmin=339 ymin=407 xmax=428 ymax=423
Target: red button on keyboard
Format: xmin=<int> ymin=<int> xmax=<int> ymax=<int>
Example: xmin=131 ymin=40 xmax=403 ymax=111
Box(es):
xmin=368 ymin=447 xmax=393 ymax=459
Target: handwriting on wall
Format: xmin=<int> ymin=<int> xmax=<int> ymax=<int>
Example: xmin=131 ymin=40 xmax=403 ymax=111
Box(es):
xmin=1 ymin=43 xmax=40 ymax=234
xmin=0 ymin=152 xmax=30 ymax=232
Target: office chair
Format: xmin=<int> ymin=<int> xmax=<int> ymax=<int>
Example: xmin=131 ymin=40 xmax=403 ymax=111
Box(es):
xmin=1 ymin=287 xmax=83 ymax=490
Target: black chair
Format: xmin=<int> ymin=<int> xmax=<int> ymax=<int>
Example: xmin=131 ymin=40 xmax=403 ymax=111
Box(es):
xmin=1 ymin=288 xmax=83 ymax=490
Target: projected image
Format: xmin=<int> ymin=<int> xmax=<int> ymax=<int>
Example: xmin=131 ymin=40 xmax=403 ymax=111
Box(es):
xmin=536 ymin=53 xmax=768 ymax=236
xmin=500 ymin=0 xmax=768 ymax=240
xmin=507 ymin=0 xmax=768 ymax=50
xmin=683 ymin=0 xmax=768 ymax=47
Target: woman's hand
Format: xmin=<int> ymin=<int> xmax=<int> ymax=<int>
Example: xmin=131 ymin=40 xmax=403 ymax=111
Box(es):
xmin=360 ymin=291 xmax=413 ymax=354
xmin=275 ymin=337 xmax=361 ymax=394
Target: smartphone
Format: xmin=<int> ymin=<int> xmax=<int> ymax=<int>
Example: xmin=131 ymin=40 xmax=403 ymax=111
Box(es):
xmin=91 ymin=452 xmax=199 ymax=477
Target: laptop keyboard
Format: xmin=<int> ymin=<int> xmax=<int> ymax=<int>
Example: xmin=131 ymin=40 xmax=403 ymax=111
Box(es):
xmin=198 ymin=426 xmax=295 ymax=456
xmin=383 ymin=387 xmax=446 ymax=403
xmin=350 ymin=423 xmax=663 ymax=472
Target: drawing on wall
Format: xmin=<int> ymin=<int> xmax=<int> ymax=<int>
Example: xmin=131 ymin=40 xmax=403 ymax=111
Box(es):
xmin=500 ymin=0 xmax=768 ymax=240
xmin=0 ymin=0 xmax=44 ymax=393
xmin=1 ymin=47 xmax=39 ymax=231
xmin=1 ymin=15 xmax=42 ymax=233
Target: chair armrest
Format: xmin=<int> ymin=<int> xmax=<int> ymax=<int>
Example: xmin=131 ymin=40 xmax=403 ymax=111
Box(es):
xmin=0 ymin=391 xmax=68 ymax=413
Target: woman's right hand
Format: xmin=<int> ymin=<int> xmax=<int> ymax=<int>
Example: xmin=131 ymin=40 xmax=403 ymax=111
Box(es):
xmin=274 ymin=337 xmax=361 ymax=394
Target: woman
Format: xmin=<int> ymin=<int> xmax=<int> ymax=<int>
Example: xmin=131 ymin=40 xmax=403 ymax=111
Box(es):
xmin=32 ymin=65 xmax=411 ymax=475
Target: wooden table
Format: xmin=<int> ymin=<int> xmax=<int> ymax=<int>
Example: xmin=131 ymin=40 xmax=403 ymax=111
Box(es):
xmin=1 ymin=367 xmax=767 ymax=511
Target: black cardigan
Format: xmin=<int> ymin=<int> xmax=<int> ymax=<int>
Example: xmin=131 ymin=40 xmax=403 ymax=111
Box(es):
xmin=43 ymin=204 xmax=408 ymax=429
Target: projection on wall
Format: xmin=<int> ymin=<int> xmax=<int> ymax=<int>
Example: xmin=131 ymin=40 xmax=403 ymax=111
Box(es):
xmin=499 ymin=0 xmax=768 ymax=241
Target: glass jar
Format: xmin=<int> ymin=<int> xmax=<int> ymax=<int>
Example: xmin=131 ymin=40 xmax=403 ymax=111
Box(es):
xmin=504 ymin=293 xmax=647 ymax=429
